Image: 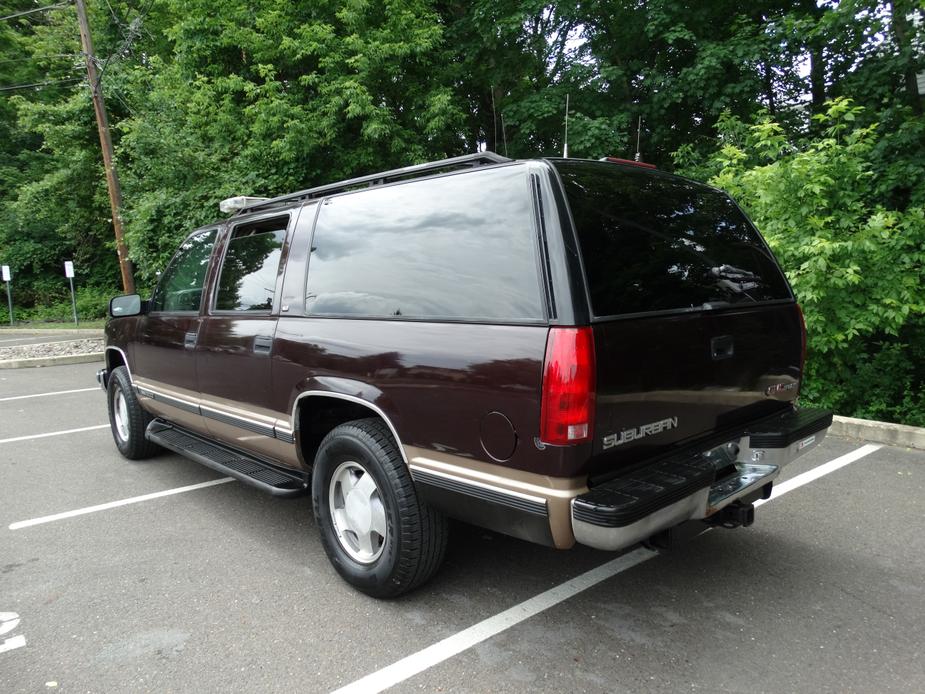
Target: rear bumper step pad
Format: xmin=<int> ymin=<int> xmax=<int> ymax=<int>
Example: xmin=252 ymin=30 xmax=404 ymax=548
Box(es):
xmin=572 ymin=406 xmax=832 ymax=552
xmin=146 ymin=420 xmax=307 ymax=497
xmin=747 ymin=407 xmax=832 ymax=448
xmin=572 ymin=453 xmax=715 ymax=529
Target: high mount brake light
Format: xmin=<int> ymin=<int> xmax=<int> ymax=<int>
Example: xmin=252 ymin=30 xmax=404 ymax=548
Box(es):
xmin=540 ymin=327 xmax=596 ymax=446
xmin=601 ymin=156 xmax=657 ymax=169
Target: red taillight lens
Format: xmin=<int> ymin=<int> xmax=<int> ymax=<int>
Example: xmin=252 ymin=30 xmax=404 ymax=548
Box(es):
xmin=796 ymin=303 xmax=807 ymax=374
xmin=540 ymin=327 xmax=596 ymax=445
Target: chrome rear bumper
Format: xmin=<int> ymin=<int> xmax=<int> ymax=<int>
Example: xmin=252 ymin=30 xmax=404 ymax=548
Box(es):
xmin=572 ymin=408 xmax=831 ymax=552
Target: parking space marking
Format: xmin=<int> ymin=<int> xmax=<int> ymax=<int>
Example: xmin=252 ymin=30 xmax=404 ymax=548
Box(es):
xmin=331 ymin=547 xmax=657 ymax=694
xmin=755 ymin=443 xmax=881 ymax=507
xmin=333 ymin=443 xmax=882 ymax=694
xmin=0 ymin=612 xmax=26 ymax=655
xmin=0 ymin=634 xmax=26 ymax=654
xmin=0 ymin=424 xmax=109 ymax=445
xmin=8 ymin=478 xmax=235 ymax=530
xmin=0 ymin=387 xmax=98 ymax=402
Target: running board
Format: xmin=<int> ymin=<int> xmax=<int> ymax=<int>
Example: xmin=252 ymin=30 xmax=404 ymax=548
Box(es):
xmin=146 ymin=420 xmax=307 ymax=497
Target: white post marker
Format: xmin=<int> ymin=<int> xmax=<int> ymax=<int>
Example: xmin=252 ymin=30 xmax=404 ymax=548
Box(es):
xmin=2 ymin=265 xmax=11 ymax=326
xmin=64 ymin=260 xmax=77 ymax=326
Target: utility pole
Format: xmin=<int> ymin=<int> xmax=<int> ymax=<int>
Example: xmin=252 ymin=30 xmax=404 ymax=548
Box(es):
xmin=74 ymin=0 xmax=135 ymax=294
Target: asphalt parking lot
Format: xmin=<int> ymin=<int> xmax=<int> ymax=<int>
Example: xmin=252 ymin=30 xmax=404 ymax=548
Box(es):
xmin=2 ymin=362 xmax=924 ymax=693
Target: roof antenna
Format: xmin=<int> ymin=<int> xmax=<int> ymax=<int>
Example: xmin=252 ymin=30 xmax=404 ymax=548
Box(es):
xmin=490 ymin=85 xmax=498 ymax=154
xmin=634 ymin=116 xmax=643 ymax=162
xmin=563 ymin=93 xmax=570 ymax=158
xmin=500 ymin=111 xmax=509 ymax=157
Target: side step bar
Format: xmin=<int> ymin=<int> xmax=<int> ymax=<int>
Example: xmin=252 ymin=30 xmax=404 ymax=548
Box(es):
xmin=146 ymin=420 xmax=307 ymax=497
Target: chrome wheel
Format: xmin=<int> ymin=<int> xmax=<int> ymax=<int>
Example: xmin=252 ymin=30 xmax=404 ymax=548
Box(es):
xmin=328 ymin=461 xmax=387 ymax=564
xmin=113 ymin=387 xmax=130 ymax=443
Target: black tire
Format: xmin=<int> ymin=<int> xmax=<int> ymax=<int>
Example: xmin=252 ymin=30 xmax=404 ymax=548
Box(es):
xmin=312 ymin=418 xmax=448 ymax=598
xmin=107 ymin=366 xmax=160 ymax=460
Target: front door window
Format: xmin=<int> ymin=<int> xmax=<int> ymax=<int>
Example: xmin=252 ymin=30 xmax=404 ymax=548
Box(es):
xmin=150 ymin=229 xmax=217 ymax=313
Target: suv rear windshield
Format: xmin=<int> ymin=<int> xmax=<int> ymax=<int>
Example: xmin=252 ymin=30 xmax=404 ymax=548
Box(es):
xmin=553 ymin=160 xmax=792 ymax=317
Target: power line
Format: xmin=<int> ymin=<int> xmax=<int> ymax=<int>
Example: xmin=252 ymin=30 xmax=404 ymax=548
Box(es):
xmin=0 ymin=53 xmax=78 ymax=66
xmin=0 ymin=3 xmax=71 ymax=23
xmin=93 ymin=0 xmax=156 ymax=90
xmin=0 ymin=77 xmax=81 ymax=92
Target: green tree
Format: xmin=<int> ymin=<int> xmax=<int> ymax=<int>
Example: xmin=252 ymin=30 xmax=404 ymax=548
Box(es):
xmin=693 ymin=99 xmax=925 ymax=424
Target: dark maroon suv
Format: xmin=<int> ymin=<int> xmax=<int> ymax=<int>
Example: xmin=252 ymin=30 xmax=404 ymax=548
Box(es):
xmin=99 ymin=152 xmax=831 ymax=597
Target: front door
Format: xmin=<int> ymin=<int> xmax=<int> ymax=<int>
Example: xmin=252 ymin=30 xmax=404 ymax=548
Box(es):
xmin=195 ymin=213 xmax=294 ymax=465
xmin=133 ymin=227 xmax=218 ymax=434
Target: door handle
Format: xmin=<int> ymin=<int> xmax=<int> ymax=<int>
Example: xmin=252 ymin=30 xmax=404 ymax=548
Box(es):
xmin=711 ymin=335 xmax=734 ymax=360
xmin=254 ymin=335 xmax=273 ymax=355
xmin=184 ymin=331 xmax=197 ymax=349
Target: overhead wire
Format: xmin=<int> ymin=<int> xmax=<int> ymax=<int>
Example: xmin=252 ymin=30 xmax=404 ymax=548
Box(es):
xmin=92 ymin=0 xmax=156 ymax=91
xmin=0 ymin=77 xmax=81 ymax=92
xmin=0 ymin=3 xmax=77 ymax=93
xmin=0 ymin=53 xmax=78 ymax=65
xmin=0 ymin=3 xmax=71 ymax=23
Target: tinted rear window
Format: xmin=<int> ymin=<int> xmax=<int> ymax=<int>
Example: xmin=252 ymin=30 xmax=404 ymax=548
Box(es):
xmin=305 ymin=165 xmax=544 ymax=322
xmin=554 ymin=161 xmax=792 ymax=317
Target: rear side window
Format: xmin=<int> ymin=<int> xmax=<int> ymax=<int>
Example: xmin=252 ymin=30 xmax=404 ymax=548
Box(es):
xmin=215 ymin=217 xmax=287 ymax=312
xmin=553 ymin=161 xmax=792 ymax=317
xmin=305 ymin=166 xmax=544 ymax=322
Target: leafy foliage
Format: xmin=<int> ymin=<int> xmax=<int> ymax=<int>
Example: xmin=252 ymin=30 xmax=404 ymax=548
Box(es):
xmin=1 ymin=1 xmax=924 ymax=422
xmin=685 ymin=99 xmax=925 ymax=425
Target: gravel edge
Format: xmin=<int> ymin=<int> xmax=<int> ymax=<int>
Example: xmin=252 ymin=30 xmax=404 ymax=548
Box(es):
xmin=0 ymin=352 xmax=105 ymax=369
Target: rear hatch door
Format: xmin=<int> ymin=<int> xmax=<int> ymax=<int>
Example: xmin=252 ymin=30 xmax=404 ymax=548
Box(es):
xmin=552 ymin=160 xmax=802 ymax=476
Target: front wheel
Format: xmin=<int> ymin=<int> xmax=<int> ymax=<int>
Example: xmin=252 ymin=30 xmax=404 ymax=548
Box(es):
xmin=312 ymin=418 xmax=448 ymax=598
xmin=107 ymin=366 xmax=159 ymax=460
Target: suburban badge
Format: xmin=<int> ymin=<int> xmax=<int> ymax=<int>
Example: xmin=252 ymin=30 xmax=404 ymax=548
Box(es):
xmin=602 ymin=417 xmax=679 ymax=450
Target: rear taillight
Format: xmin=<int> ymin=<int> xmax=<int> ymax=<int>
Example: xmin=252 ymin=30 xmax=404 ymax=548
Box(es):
xmin=540 ymin=327 xmax=596 ymax=446
xmin=796 ymin=303 xmax=807 ymax=374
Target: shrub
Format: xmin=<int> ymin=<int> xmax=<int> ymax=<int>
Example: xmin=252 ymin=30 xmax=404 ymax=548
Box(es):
xmin=15 ymin=285 xmax=117 ymax=323
xmin=679 ymin=98 xmax=925 ymax=425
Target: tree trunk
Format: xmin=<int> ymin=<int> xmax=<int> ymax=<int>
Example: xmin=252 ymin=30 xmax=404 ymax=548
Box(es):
xmin=764 ymin=60 xmax=777 ymax=116
xmin=809 ymin=45 xmax=826 ymax=117
xmin=890 ymin=0 xmax=923 ymax=115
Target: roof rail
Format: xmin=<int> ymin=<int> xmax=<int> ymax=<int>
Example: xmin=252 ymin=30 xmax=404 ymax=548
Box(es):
xmin=236 ymin=151 xmax=512 ymax=215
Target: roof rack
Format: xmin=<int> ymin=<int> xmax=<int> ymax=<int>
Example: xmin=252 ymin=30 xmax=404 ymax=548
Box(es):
xmin=236 ymin=151 xmax=512 ymax=215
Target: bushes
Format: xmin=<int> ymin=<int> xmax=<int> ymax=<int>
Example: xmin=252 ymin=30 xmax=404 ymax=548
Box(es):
xmin=678 ymin=99 xmax=925 ymax=425
xmin=14 ymin=285 xmax=116 ymax=323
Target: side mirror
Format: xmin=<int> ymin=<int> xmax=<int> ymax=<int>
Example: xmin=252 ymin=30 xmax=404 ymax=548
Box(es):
xmin=109 ymin=294 xmax=143 ymax=318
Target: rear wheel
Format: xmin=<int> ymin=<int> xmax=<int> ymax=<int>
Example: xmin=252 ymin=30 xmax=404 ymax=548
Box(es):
xmin=107 ymin=366 xmax=159 ymax=460
xmin=312 ymin=418 xmax=448 ymax=598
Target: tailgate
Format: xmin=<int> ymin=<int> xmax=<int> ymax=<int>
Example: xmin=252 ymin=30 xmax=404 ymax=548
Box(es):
xmin=591 ymin=302 xmax=802 ymax=474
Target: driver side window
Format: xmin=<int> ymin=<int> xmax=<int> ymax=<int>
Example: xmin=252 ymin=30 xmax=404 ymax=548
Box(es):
xmin=150 ymin=229 xmax=217 ymax=313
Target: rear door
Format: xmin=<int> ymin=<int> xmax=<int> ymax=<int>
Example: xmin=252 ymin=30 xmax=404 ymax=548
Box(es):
xmin=195 ymin=212 xmax=294 ymax=463
xmin=552 ymin=160 xmax=802 ymax=475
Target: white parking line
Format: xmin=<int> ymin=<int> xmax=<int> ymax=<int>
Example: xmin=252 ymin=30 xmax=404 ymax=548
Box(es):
xmin=332 ymin=443 xmax=882 ymax=694
xmin=755 ymin=443 xmax=881 ymax=506
xmin=8 ymin=478 xmax=235 ymax=530
xmin=0 ymin=387 xmax=99 ymax=402
xmin=0 ymin=424 xmax=109 ymax=445
xmin=0 ymin=635 xmax=26 ymax=654
xmin=332 ymin=548 xmax=656 ymax=694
